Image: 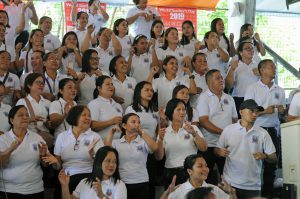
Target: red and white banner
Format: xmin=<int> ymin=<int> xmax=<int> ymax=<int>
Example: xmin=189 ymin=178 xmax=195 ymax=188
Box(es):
xmin=0 ymin=3 xmax=5 ymax=10
xmin=157 ymin=6 xmax=197 ymax=33
xmin=64 ymin=1 xmax=106 ymax=32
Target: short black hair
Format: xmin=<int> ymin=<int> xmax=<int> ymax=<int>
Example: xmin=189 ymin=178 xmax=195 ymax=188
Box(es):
xmin=205 ymin=69 xmax=219 ymax=83
xmin=8 ymin=105 xmax=26 ymax=127
xmin=93 ymin=75 xmax=111 ymax=99
xmin=165 ymin=98 xmax=186 ymax=121
xmin=109 ymin=55 xmax=123 ymax=76
xmin=57 ymin=78 xmax=76 ymax=99
xmin=113 ymin=18 xmax=128 ymax=36
xmin=258 ymin=59 xmax=273 ymax=74
xmin=184 ymin=154 xmax=204 ymax=178
xmin=66 ymin=105 xmax=89 ymax=126
xmin=186 ymin=187 xmax=213 ymax=199
xmin=24 ymin=73 xmax=44 ymax=94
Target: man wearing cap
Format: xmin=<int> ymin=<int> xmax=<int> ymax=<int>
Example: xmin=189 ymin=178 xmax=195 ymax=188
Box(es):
xmin=244 ymin=59 xmax=285 ymax=197
xmin=215 ymin=99 xmax=277 ymax=199
xmin=197 ymin=69 xmax=238 ymax=185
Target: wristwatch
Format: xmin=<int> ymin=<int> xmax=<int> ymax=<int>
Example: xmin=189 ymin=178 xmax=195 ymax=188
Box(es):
xmin=189 ymin=75 xmax=195 ymax=79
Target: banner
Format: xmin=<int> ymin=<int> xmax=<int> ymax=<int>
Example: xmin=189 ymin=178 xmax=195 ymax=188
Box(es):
xmin=64 ymin=1 xmax=106 ymax=32
xmin=0 ymin=3 xmax=4 ymax=10
xmin=157 ymin=6 xmax=197 ymax=33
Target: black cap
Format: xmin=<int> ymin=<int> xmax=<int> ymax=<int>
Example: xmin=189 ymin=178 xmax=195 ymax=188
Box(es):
xmin=240 ymin=99 xmax=264 ymax=111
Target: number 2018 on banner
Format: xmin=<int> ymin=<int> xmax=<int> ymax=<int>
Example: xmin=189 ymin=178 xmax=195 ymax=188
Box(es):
xmin=170 ymin=13 xmax=185 ymax=20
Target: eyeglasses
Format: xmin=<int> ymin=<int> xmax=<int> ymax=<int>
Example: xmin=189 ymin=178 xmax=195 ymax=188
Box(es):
xmin=74 ymin=140 xmax=80 ymax=151
xmin=243 ymin=47 xmax=254 ymax=52
xmin=90 ymin=57 xmax=100 ymax=61
xmin=34 ymin=80 xmax=45 ymax=85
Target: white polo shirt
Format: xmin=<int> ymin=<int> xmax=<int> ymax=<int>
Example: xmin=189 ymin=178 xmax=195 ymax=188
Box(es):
xmin=74 ymin=29 xmax=89 ymax=50
xmin=230 ymin=60 xmax=259 ymax=98
xmin=0 ymin=72 xmax=20 ymax=106
xmin=244 ymin=80 xmax=285 ymax=127
xmin=168 ymin=180 xmax=229 ymax=199
xmin=112 ymin=35 xmax=132 ymax=59
xmin=126 ymin=6 xmax=159 ymax=39
xmin=4 ymin=3 xmax=33 ymax=31
xmin=217 ymin=122 xmax=276 ymax=190
xmin=78 ymin=73 xmax=97 ymax=105
xmin=0 ymin=130 xmax=44 ymax=194
xmin=88 ymin=13 xmax=107 ymax=36
xmin=288 ymin=86 xmax=300 ymax=104
xmin=49 ymin=98 xmax=77 ymax=139
xmin=196 ymin=89 xmax=237 ymax=147
xmin=289 ymin=92 xmax=300 ymax=117
xmin=73 ymin=178 xmax=127 ymax=199
xmin=88 ymin=96 xmax=123 ymax=139
xmin=0 ymin=43 xmax=16 ymax=62
xmin=61 ymin=53 xmax=81 ymax=74
xmin=43 ymin=72 xmax=68 ymax=96
xmin=44 ymin=33 xmax=61 ymax=51
xmin=0 ymin=103 xmax=11 ymax=133
xmin=164 ymin=124 xmax=204 ymax=168
xmin=152 ymin=75 xmax=190 ymax=108
xmin=112 ymin=135 xmax=151 ymax=184
xmin=156 ymin=46 xmax=189 ymax=77
xmin=16 ymin=95 xmax=51 ymax=134
xmin=125 ymin=105 xmax=159 ymax=139
xmin=182 ymin=38 xmax=199 ymax=58
xmin=129 ymin=52 xmax=152 ymax=83
xmin=94 ymin=46 xmax=116 ymax=74
xmin=112 ymin=75 xmax=137 ymax=110
xmin=20 ymin=49 xmax=33 ymax=72
xmin=190 ymin=71 xmax=208 ymax=109
xmin=54 ymin=128 xmax=104 ymax=176
xmin=219 ymin=35 xmax=228 ymax=52
xmin=5 ymin=27 xmax=17 ymax=49
xmin=199 ymin=48 xmax=228 ymax=78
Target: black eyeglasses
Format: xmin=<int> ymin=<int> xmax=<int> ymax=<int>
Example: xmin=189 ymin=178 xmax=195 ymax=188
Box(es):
xmin=74 ymin=140 xmax=80 ymax=151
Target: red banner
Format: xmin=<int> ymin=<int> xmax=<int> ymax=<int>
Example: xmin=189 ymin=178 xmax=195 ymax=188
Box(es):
xmin=0 ymin=3 xmax=4 ymax=10
xmin=157 ymin=6 xmax=197 ymax=33
xmin=64 ymin=1 xmax=106 ymax=32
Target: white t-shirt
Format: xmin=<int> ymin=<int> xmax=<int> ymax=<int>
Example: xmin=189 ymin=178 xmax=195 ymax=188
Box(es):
xmin=182 ymin=38 xmax=199 ymax=58
xmin=61 ymin=52 xmax=81 ymax=74
xmin=0 ymin=130 xmax=45 ymax=194
xmin=20 ymin=49 xmax=33 ymax=73
xmin=152 ymin=75 xmax=190 ymax=108
xmin=88 ymin=13 xmax=107 ymax=36
xmin=217 ymin=122 xmax=276 ymax=190
xmin=112 ymin=75 xmax=137 ymax=110
xmin=199 ymin=48 xmax=229 ymax=78
xmin=129 ymin=52 xmax=152 ymax=83
xmin=113 ymin=35 xmax=132 ymax=59
xmin=0 ymin=72 xmax=20 ymax=106
xmin=49 ymin=98 xmax=77 ymax=139
xmin=43 ymin=72 xmax=68 ymax=96
xmin=196 ymin=89 xmax=237 ymax=147
xmin=54 ymin=128 xmax=104 ymax=176
xmin=4 ymin=3 xmax=33 ymax=31
xmin=244 ymin=80 xmax=286 ymax=127
xmin=44 ymin=33 xmax=61 ymax=51
xmin=190 ymin=71 xmax=208 ymax=109
xmin=126 ymin=6 xmax=160 ymax=39
xmin=289 ymin=92 xmax=300 ymax=117
xmin=230 ymin=60 xmax=259 ymax=98
xmin=78 ymin=73 xmax=97 ymax=105
xmin=88 ymin=96 xmax=123 ymax=139
xmin=16 ymin=95 xmax=51 ymax=133
xmin=73 ymin=178 xmax=127 ymax=199
xmin=94 ymin=46 xmax=116 ymax=74
xmin=0 ymin=103 xmax=11 ymax=133
xmin=5 ymin=27 xmax=17 ymax=49
xmin=74 ymin=29 xmax=88 ymax=50
xmin=112 ymin=135 xmax=151 ymax=184
xmin=163 ymin=124 xmax=204 ymax=168
xmin=125 ymin=105 xmax=159 ymax=139
xmin=168 ymin=180 xmax=229 ymax=199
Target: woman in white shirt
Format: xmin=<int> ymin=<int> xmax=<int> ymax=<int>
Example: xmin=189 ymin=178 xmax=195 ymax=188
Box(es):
xmin=163 ymin=154 xmax=236 ymax=199
xmin=49 ymin=78 xmax=77 ymax=139
xmin=109 ymin=113 xmax=157 ymax=199
xmin=0 ymin=105 xmax=47 ymax=199
xmin=180 ymin=20 xmax=200 ymax=58
xmin=109 ymin=55 xmax=137 ymax=110
xmin=155 ymin=98 xmax=207 ymax=188
xmin=112 ymin=18 xmax=132 ymax=59
xmin=58 ymin=31 xmax=82 ymax=74
xmin=0 ymin=82 xmax=11 ymax=134
xmin=59 ymin=146 xmax=127 ymax=199
xmin=39 ymin=16 xmax=61 ymax=52
xmin=149 ymin=20 xmax=164 ymax=52
xmin=88 ymin=75 xmax=123 ymax=139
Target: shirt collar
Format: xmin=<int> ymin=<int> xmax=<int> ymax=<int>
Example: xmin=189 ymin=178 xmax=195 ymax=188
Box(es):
xmin=258 ymin=79 xmax=277 ymax=89
xmin=120 ymin=135 xmax=141 ymax=143
xmin=237 ymin=120 xmax=255 ymax=134
xmin=112 ymin=75 xmax=129 ymax=83
xmin=27 ymin=94 xmax=47 ymax=103
xmin=97 ymin=96 xmax=115 ymax=104
xmin=7 ymin=129 xmax=29 ymax=140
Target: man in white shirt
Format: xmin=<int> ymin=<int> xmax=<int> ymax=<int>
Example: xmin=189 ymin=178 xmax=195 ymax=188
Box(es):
xmin=126 ymin=0 xmax=161 ymax=39
xmin=244 ymin=59 xmax=285 ymax=198
xmin=215 ymin=99 xmax=277 ymax=199
xmin=197 ymin=69 xmax=238 ymax=185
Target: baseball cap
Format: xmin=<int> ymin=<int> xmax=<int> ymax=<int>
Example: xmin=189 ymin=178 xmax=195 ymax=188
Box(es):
xmin=240 ymin=99 xmax=264 ymax=111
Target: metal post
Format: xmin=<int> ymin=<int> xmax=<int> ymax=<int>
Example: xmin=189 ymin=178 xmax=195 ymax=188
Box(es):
xmin=245 ymin=0 xmax=256 ymax=24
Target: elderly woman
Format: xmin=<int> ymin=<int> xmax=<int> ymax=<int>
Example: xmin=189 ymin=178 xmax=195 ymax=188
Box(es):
xmin=0 ymin=105 xmax=47 ymax=199
xmin=155 ymin=98 xmax=207 ymax=188
xmin=59 ymin=146 xmax=127 ymax=199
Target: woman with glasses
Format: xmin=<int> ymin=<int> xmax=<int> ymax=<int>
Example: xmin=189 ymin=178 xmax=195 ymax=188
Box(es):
xmin=43 ymin=105 xmax=107 ymax=193
xmin=225 ymin=37 xmax=260 ymax=115
xmin=59 ymin=146 xmax=127 ymax=199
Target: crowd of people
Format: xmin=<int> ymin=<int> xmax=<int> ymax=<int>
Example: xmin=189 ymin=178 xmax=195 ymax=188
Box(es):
xmin=0 ymin=0 xmax=299 ymax=198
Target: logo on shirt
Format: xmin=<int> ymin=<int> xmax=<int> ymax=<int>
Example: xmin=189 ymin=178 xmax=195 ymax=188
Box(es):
xmin=176 ymin=82 xmax=180 ymax=86
xmin=106 ymin=189 xmax=112 ymax=196
xmin=223 ymin=99 xmax=229 ymax=105
xmin=4 ymin=112 xmax=8 ymax=117
xmin=184 ymin=134 xmax=191 ymax=140
xmin=252 ymin=135 xmax=258 ymax=143
xmin=274 ymin=93 xmax=280 ymax=99
xmin=98 ymin=18 xmax=102 ymax=22
xmin=84 ymin=139 xmax=90 ymax=146
xmin=152 ymin=113 xmax=158 ymax=120
xmin=32 ymin=143 xmax=38 ymax=151
xmin=179 ymin=52 xmax=184 ymax=57
xmin=136 ymin=145 xmax=143 ymax=152
xmin=46 ymin=39 xmax=51 ymax=43
xmin=217 ymin=53 xmax=220 ymax=58
xmin=7 ymin=77 xmax=12 ymax=82
xmin=144 ymin=58 xmax=149 ymax=63
xmin=127 ymin=83 xmax=133 ymax=89
xmin=109 ymin=51 xmax=113 ymax=56
xmin=127 ymin=40 xmax=131 ymax=45
xmin=116 ymin=107 xmax=122 ymax=113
